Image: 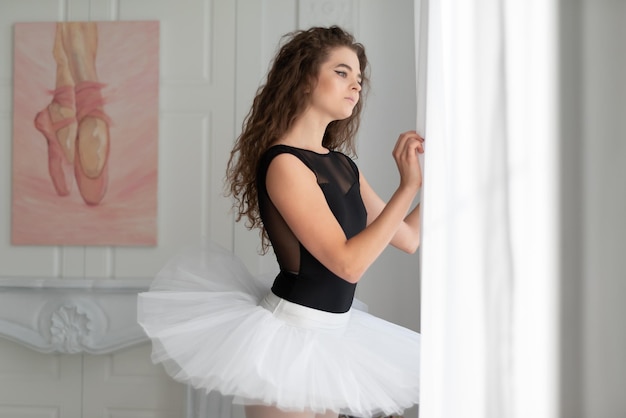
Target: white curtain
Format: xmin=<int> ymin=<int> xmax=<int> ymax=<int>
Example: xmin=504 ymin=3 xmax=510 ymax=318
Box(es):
xmin=415 ymin=1 xmax=560 ymax=417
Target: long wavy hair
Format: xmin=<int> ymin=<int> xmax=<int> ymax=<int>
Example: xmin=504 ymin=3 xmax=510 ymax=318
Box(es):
xmin=225 ymin=26 xmax=370 ymax=252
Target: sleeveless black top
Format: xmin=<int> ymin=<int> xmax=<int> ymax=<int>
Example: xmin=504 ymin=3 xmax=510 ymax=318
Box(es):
xmin=257 ymin=145 xmax=367 ymax=313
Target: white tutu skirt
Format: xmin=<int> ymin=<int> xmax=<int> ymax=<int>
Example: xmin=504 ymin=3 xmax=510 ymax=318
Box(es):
xmin=137 ymin=242 xmax=420 ymax=417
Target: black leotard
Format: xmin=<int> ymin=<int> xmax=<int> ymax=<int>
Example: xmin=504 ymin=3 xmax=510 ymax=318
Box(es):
xmin=257 ymin=145 xmax=367 ymax=313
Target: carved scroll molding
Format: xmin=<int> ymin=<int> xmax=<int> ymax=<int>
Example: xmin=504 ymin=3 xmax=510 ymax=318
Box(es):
xmin=298 ymin=0 xmax=357 ymax=31
xmin=0 ymin=278 xmax=152 ymax=354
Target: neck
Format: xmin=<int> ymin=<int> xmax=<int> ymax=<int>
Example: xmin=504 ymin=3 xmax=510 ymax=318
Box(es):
xmin=277 ymin=107 xmax=331 ymax=152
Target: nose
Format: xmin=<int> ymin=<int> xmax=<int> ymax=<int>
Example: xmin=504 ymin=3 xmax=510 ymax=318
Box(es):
xmin=352 ymin=79 xmax=362 ymax=92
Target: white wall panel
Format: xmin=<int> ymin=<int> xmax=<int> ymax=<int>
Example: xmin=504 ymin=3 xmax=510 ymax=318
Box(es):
xmin=581 ymin=1 xmax=626 ymax=416
xmin=0 ymin=339 xmax=81 ymax=418
xmin=0 ymin=406 xmax=59 ymax=418
xmin=82 ymin=344 xmax=186 ymax=418
xmin=113 ymin=112 xmax=209 ymax=277
xmin=262 ymin=0 xmax=297 ymax=68
xmin=61 ymin=248 xmax=86 ymax=278
xmin=0 ymin=244 xmax=60 ymax=279
xmin=299 ymin=0 xmax=357 ymax=31
xmin=206 ymin=8 xmax=237 ymax=250
xmin=0 ymin=340 xmax=62 ymax=378
xmin=0 ymin=1 xmax=64 ymax=27
xmin=119 ymin=0 xmax=214 ymax=81
xmin=66 ymin=0 xmax=115 ymax=20
xmin=85 ymin=246 xmax=114 ymax=278
xmin=65 ymin=0 xmax=89 ymax=19
xmin=354 ymin=0 xmax=420 ymax=332
xmin=233 ymin=0 xmax=267 ymax=272
xmin=0 ymin=78 xmax=9 ymax=106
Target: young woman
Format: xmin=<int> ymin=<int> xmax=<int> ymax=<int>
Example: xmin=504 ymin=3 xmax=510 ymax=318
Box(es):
xmin=138 ymin=26 xmax=423 ymax=418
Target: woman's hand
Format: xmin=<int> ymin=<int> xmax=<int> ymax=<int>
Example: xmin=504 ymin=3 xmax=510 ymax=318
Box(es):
xmin=358 ymin=130 xmax=424 ymax=254
xmin=392 ymin=130 xmax=424 ymax=191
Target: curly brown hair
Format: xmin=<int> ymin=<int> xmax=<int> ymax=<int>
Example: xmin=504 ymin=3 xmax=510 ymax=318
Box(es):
xmin=225 ymin=26 xmax=370 ymax=251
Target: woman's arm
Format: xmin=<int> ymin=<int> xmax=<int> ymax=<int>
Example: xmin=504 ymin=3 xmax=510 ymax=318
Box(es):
xmin=359 ymin=173 xmax=421 ymax=254
xmin=266 ymin=131 xmax=423 ymax=284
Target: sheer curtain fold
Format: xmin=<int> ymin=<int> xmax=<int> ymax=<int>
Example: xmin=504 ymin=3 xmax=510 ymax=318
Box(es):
xmin=416 ymin=1 xmax=559 ymax=417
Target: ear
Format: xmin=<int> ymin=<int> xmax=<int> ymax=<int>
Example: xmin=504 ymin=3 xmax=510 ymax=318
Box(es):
xmin=303 ymin=76 xmax=315 ymax=94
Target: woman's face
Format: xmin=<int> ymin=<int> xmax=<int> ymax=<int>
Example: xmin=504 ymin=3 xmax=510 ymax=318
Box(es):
xmin=308 ymin=46 xmax=362 ymax=122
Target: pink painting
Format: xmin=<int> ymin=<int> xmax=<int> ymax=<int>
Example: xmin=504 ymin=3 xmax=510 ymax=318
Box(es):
xmin=12 ymin=21 xmax=159 ymax=246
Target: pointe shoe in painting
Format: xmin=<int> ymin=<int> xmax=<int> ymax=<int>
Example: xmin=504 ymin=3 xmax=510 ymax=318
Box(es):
xmin=34 ymin=85 xmax=77 ymax=196
xmin=74 ymin=81 xmax=112 ymax=206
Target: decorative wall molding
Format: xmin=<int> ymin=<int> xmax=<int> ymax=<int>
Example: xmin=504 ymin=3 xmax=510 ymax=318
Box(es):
xmin=0 ymin=277 xmax=234 ymax=418
xmin=48 ymin=303 xmax=98 ymax=354
xmin=0 ymin=278 xmax=152 ymax=354
xmin=298 ymin=0 xmax=357 ymax=31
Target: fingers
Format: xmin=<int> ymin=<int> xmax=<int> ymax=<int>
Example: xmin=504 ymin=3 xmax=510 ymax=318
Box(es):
xmin=411 ymin=131 xmax=425 ymax=154
xmin=416 ymin=134 xmax=425 ymax=154
xmin=391 ymin=130 xmax=425 ymax=190
xmin=393 ymin=131 xmax=425 ymax=159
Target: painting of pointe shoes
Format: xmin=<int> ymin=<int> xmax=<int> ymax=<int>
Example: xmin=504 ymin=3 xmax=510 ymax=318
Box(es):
xmin=11 ymin=21 xmax=159 ymax=246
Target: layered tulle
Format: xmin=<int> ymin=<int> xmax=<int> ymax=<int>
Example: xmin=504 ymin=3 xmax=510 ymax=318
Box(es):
xmin=137 ymin=242 xmax=420 ymax=417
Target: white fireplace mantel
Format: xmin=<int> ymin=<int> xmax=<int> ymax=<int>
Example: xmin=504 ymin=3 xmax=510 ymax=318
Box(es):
xmin=0 ymin=277 xmax=234 ymax=418
xmin=0 ymin=277 xmax=152 ymax=354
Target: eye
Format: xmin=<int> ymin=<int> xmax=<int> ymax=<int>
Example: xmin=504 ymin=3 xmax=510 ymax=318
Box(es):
xmin=335 ymin=70 xmax=347 ymax=78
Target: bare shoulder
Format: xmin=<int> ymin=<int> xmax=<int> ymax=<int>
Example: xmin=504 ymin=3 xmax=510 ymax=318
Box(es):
xmin=266 ymin=152 xmax=316 ymax=186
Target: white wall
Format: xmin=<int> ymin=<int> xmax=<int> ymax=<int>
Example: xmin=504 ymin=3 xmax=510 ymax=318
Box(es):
xmin=580 ymin=1 xmax=626 ymax=417
xmin=560 ymin=0 xmax=626 ymax=417
xmin=356 ymin=0 xmax=420 ymax=331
